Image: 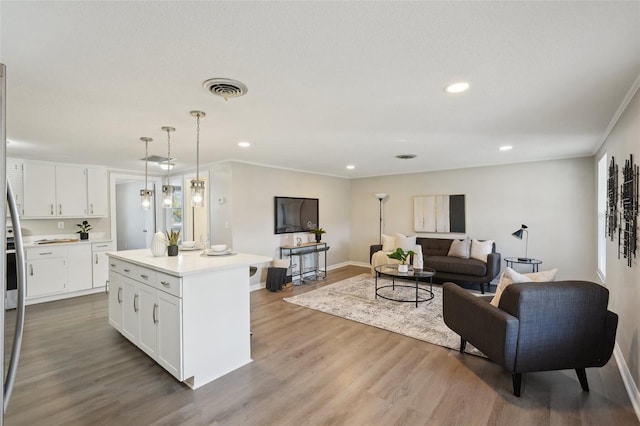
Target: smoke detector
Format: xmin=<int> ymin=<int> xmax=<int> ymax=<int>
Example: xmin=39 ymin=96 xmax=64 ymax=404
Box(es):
xmin=202 ymin=78 xmax=248 ymax=100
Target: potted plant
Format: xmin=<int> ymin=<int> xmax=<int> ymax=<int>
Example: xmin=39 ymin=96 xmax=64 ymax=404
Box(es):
xmin=387 ymin=247 xmax=416 ymax=273
xmin=165 ymin=229 xmax=181 ymax=256
xmin=309 ymin=227 xmax=326 ymax=243
xmin=76 ymin=220 xmax=92 ymax=240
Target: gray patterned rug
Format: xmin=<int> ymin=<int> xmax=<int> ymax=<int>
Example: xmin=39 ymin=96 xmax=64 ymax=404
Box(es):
xmin=284 ymin=273 xmax=486 ymax=357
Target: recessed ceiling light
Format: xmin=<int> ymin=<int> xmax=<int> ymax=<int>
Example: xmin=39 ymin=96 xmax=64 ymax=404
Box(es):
xmin=499 ymin=145 xmax=513 ymax=151
xmin=238 ymin=141 xmax=251 ymax=148
xmin=396 ymin=154 xmax=417 ymax=160
xmin=444 ymin=81 xmax=470 ymax=94
xmin=346 ymin=164 xmax=355 ymax=170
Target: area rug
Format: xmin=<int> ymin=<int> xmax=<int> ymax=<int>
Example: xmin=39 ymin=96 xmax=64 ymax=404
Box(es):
xmin=283 ymin=273 xmax=486 ymax=357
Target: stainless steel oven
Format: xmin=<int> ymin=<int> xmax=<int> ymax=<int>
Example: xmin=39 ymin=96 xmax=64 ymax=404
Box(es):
xmin=5 ymin=226 xmax=16 ymax=310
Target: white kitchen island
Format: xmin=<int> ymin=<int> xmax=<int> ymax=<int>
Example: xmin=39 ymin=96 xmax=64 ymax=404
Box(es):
xmin=107 ymin=249 xmax=271 ymax=389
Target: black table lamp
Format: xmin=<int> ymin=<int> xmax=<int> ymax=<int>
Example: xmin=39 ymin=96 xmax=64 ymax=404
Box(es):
xmin=511 ymin=224 xmax=530 ymax=261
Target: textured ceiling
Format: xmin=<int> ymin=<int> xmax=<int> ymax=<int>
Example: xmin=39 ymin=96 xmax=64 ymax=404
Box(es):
xmin=1 ymin=1 xmax=639 ymax=178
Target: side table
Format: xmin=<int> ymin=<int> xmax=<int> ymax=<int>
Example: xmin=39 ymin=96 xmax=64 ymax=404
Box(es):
xmin=504 ymin=257 xmax=542 ymax=272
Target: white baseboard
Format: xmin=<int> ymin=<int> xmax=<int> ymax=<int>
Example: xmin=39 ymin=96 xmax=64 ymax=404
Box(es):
xmin=614 ymin=342 xmax=640 ymax=422
xmin=26 ymin=286 xmax=106 ymax=305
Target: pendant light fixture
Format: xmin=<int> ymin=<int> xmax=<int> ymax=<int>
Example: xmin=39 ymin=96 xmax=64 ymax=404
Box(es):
xmin=161 ymin=126 xmax=176 ymax=208
xmin=140 ymin=137 xmax=154 ymax=210
xmin=190 ymin=110 xmax=206 ymax=207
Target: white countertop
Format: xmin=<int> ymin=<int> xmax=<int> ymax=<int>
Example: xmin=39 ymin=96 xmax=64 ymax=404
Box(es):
xmin=107 ymin=248 xmax=272 ymax=277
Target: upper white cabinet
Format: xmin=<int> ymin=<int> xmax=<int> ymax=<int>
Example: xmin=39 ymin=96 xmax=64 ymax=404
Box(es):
xmin=55 ymin=165 xmax=88 ymax=217
xmin=87 ymin=167 xmax=108 ymax=217
xmin=22 ymin=161 xmax=108 ymax=218
xmin=23 ymin=163 xmax=57 ymax=217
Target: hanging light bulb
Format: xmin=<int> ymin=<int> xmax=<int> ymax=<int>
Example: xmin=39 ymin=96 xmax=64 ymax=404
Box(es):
xmin=190 ymin=110 xmax=206 ymax=207
xmin=161 ymin=126 xmax=176 ymax=208
xmin=140 ymin=137 xmax=154 ymax=210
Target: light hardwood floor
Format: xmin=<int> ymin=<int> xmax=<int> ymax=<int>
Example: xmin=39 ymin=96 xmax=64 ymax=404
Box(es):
xmin=3 ymin=265 xmax=638 ymax=425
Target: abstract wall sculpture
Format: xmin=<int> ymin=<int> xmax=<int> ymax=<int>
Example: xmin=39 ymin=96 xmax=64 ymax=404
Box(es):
xmin=619 ymin=154 xmax=638 ymax=267
xmin=607 ymin=156 xmax=618 ymax=242
xmin=414 ymin=195 xmax=465 ymax=233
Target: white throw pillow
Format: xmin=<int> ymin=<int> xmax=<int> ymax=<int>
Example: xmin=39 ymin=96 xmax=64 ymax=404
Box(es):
xmin=490 ymin=267 xmax=559 ymax=307
xmin=470 ymin=239 xmax=494 ymax=262
xmin=448 ymin=238 xmax=471 ymax=258
xmin=395 ymin=232 xmax=417 ymax=252
xmin=381 ymin=234 xmax=396 ymax=252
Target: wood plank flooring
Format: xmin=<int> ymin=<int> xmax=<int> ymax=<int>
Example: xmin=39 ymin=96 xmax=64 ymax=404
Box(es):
xmin=3 ymin=265 xmax=638 ymax=425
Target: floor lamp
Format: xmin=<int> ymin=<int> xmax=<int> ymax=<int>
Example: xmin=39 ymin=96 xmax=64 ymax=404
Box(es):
xmin=374 ymin=193 xmax=387 ymax=245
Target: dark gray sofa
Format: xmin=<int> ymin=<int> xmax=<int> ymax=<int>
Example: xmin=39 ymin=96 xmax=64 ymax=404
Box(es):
xmin=370 ymin=237 xmax=501 ymax=293
xmin=442 ymin=281 xmax=618 ymax=396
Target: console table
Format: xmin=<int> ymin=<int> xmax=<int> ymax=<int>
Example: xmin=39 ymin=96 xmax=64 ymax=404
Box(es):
xmin=279 ymin=242 xmax=329 ymax=284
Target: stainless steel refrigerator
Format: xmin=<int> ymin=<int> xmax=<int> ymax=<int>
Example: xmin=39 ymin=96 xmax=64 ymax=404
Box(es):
xmin=1 ymin=63 xmax=27 ymax=424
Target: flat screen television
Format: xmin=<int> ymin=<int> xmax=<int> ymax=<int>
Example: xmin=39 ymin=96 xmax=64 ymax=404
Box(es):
xmin=274 ymin=196 xmax=319 ymax=234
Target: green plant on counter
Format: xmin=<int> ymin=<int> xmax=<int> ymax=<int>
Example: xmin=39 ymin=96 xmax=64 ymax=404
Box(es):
xmin=76 ymin=220 xmax=92 ymax=234
xmin=165 ymin=229 xmax=181 ymax=246
xmin=386 ymin=247 xmax=416 ymax=265
xmin=308 ymin=227 xmax=326 ymax=236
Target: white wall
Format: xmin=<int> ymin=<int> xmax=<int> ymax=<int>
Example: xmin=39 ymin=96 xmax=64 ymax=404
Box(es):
xmin=349 ymin=157 xmax=597 ymax=282
xmin=596 ymin=85 xmax=640 ymax=393
xmin=228 ymin=162 xmax=351 ymax=279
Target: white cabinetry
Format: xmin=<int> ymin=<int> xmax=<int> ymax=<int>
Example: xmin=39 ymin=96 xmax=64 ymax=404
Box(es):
xmin=92 ymin=241 xmax=114 ymax=289
xmin=7 ymin=159 xmax=23 ymax=217
xmin=22 ymin=161 xmax=108 ymax=219
xmin=67 ymin=244 xmax=92 ymax=292
xmin=23 ymin=163 xmax=87 ymax=218
xmin=26 ymin=247 xmax=66 ymax=298
xmin=108 ymin=258 xmax=183 ymax=381
xmin=87 ymin=167 xmax=108 ymax=217
xmin=108 ymin=271 xmax=123 ymax=332
xmin=26 ymin=241 xmax=114 ymax=304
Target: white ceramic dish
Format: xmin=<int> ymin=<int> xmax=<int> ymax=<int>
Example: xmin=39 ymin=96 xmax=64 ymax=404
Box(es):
xmin=179 ymin=245 xmax=199 ymax=251
xmin=211 ymin=244 xmax=227 ymax=252
xmin=203 ymin=250 xmax=235 ymax=256
xmin=181 ymin=241 xmax=196 ymax=248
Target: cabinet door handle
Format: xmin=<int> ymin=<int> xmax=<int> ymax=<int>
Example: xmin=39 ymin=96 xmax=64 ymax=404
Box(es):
xmin=58 ymin=204 xmax=62 ymax=215
xmin=29 ymin=264 xmax=33 ymax=276
xmin=110 ymin=263 xmax=116 ymax=267
xmin=50 ymin=204 xmax=54 ymax=215
xmin=105 ymin=279 xmax=109 ymax=295
xmin=39 ymin=252 xmax=52 ymax=256
xmin=153 ymin=303 xmax=158 ymax=324
xmin=95 ymin=254 xmax=99 ymax=264
xmin=117 ymin=287 xmax=122 ymax=303
xmin=160 ymin=280 xmax=170 ymax=287
xmin=90 ymin=203 xmax=94 ymax=214
xmin=140 ymin=274 xmax=148 ymax=279
xmin=123 ymin=268 xmax=131 ymax=273
xmin=133 ymin=294 xmax=139 ymax=312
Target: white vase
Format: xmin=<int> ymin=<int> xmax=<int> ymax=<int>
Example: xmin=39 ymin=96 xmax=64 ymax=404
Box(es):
xmin=151 ymin=232 xmax=167 ymax=257
xmin=398 ymin=264 xmax=409 ymax=273
xmin=413 ymin=244 xmax=424 ymax=271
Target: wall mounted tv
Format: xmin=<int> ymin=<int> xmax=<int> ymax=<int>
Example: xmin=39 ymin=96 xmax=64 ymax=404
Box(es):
xmin=274 ymin=196 xmax=319 ymax=234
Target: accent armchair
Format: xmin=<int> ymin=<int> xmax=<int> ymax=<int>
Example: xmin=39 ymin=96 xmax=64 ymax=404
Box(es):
xmin=442 ymin=281 xmax=618 ymax=396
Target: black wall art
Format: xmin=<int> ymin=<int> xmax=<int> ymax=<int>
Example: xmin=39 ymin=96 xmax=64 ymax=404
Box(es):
xmin=619 ymin=154 xmax=638 ymax=267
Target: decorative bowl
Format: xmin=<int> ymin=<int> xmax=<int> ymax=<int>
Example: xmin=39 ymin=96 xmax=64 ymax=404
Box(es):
xmin=181 ymin=241 xmax=196 ymax=248
xmin=211 ymin=244 xmax=227 ymax=252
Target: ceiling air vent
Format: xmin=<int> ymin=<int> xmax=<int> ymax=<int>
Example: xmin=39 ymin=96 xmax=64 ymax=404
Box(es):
xmin=202 ymin=78 xmax=248 ymax=100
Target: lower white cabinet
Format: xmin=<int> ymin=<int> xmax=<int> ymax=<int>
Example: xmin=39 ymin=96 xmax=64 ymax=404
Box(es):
xmin=26 ymin=247 xmax=66 ymax=298
xmin=108 ymin=259 xmax=183 ymax=381
xmin=108 ymin=272 xmax=123 ymax=331
xmin=92 ymin=241 xmax=115 ymax=288
xmin=26 ymin=241 xmax=114 ymax=303
xmin=67 ymin=244 xmax=92 ymax=293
